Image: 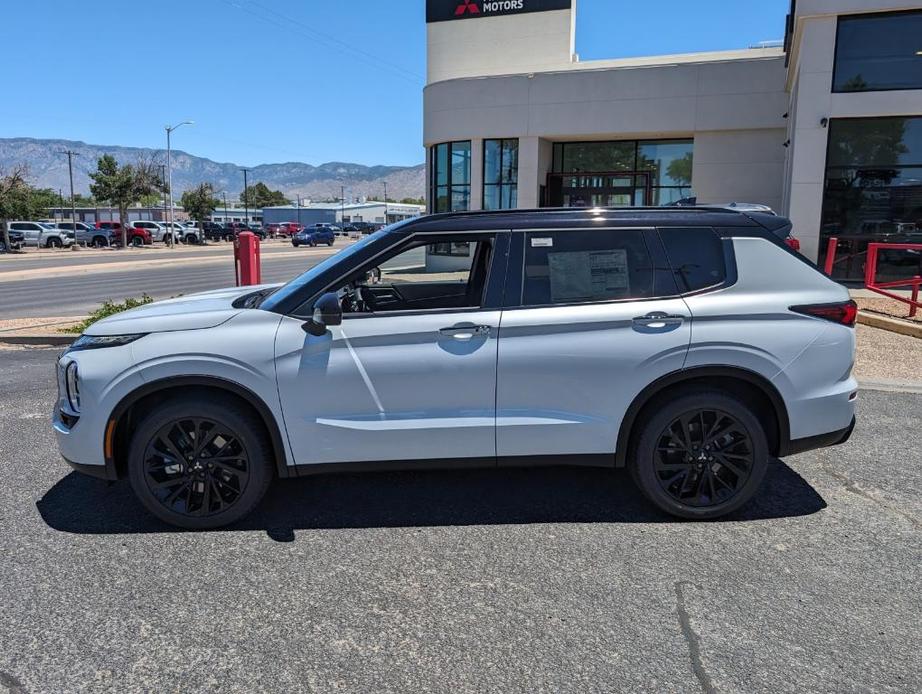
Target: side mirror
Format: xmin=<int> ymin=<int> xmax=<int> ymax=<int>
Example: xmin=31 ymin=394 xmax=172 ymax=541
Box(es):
xmin=302 ymin=292 xmax=342 ymax=336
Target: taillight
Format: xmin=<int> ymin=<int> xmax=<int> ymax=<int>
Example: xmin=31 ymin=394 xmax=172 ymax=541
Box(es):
xmin=785 ymin=236 xmax=801 ymax=252
xmin=790 ymin=300 xmax=858 ymax=327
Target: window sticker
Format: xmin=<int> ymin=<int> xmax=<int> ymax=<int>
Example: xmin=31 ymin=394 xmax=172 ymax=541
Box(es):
xmin=548 ymin=250 xmax=629 ymax=303
xmin=531 ymin=237 xmax=554 ymax=248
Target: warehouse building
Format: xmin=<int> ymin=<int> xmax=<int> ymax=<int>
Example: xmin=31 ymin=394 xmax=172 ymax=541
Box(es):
xmin=423 ymin=0 xmax=922 ymax=279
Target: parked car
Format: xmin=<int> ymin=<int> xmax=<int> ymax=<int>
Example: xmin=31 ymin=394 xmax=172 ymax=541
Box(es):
xmin=7 ymin=221 xmax=74 ymax=248
xmin=266 ymin=222 xmax=303 ymax=238
xmin=291 ymin=226 xmax=335 ymax=247
xmin=54 ymin=207 xmax=858 ymax=529
xmin=96 ymin=221 xmax=152 ymax=247
xmin=55 ymin=222 xmax=115 ymax=248
xmin=0 ymin=227 xmax=25 ymax=251
xmin=225 ymin=222 xmax=267 ymax=240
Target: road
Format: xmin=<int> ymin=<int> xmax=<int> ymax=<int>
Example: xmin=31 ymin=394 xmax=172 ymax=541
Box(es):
xmin=0 ymin=243 xmax=342 ymax=319
xmin=1 ymin=346 xmax=920 ymax=692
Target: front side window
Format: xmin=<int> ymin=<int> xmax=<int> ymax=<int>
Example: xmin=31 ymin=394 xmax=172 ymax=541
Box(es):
xmin=833 ymin=11 xmax=922 ymax=92
xmin=483 ymin=139 xmax=519 ymax=210
xmin=522 ymin=230 xmax=654 ymax=306
xmin=430 ymin=141 xmax=471 ymax=213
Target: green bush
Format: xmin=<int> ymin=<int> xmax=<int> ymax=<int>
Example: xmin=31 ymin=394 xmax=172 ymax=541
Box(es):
xmin=64 ymin=295 xmax=154 ymax=334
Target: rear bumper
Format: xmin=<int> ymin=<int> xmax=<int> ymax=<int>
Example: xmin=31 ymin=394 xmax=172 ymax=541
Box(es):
xmin=780 ymin=416 xmax=856 ymax=457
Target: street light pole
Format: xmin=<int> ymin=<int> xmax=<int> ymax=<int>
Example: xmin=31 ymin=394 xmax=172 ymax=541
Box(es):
xmin=240 ymin=168 xmax=250 ymax=229
xmin=165 ymin=120 xmax=194 ymax=248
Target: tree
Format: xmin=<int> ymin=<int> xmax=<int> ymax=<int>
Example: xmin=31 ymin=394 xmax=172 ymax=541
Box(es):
xmin=181 ymin=183 xmax=220 ymax=237
xmin=90 ymin=155 xmax=166 ymax=248
xmin=0 ymin=166 xmax=49 ymax=252
xmin=241 ymin=182 xmax=289 ymax=209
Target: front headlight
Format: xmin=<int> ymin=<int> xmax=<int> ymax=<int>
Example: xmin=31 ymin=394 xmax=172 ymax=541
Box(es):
xmin=67 ymin=334 xmax=145 ymax=352
xmin=65 ymin=362 xmax=80 ymax=413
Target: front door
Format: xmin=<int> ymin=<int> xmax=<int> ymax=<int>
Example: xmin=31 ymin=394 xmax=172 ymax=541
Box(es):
xmin=496 ymin=228 xmax=691 ymax=460
xmin=274 ymin=232 xmax=507 ymax=467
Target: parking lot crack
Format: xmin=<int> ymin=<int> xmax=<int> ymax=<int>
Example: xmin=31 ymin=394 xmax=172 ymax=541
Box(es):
xmin=674 ymin=581 xmax=718 ymax=694
xmin=823 ymin=467 xmax=922 ymax=529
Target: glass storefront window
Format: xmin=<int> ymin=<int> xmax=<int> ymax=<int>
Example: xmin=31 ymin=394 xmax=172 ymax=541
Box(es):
xmin=821 ymin=117 xmax=922 ymax=281
xmin=833 ymin=11 xmax=922 ymax=93
xmin=483 ymin=139 xmax=519 ymax=210
xmin=547 ymin=139 xmax=693 ymax=208
xmin=430 ymin=141 xmax=471 ymax=213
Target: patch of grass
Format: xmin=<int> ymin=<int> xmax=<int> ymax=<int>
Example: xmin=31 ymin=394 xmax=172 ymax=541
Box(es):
xmin=64 ymin=294 xmax=154 ymax=334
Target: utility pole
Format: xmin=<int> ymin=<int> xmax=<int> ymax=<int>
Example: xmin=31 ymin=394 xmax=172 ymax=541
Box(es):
xmin=60 ymin=150 xmax=79 ymax=244
xmin=240 ymin=168 xmax=250 ymax=228
xmin=165 ymin=120 xmax=193 ymax=248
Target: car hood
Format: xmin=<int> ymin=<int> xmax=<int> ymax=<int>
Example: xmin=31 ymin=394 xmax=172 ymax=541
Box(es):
xmin=84 ymin=284 xmax=283 ymax=336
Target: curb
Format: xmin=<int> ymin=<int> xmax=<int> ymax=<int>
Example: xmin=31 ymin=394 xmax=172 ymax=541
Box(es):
xmin=857 ymin=311 xmax=922 ymax=339
xmin=0 ymin=333 xmax=75 ymax=346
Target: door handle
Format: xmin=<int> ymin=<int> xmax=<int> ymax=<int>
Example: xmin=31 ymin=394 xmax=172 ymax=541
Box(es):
xmin=439 ymin=324 xmax=491 ymax=341
xmin=633 ymin=312 xmax=685 ymax=328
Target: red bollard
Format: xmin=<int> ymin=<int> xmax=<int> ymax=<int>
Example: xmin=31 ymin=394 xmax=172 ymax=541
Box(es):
xmin=234 ymin=231 xmax=262 ymax=286
xmin=823 ymin=237 xmax=838 ymax=276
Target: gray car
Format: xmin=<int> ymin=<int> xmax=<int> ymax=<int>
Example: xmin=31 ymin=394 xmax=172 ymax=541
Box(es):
xmin=56 ymin=207 xmax=857 ymax=529
xmin=9 ymin=221 xmax=74 ymax=248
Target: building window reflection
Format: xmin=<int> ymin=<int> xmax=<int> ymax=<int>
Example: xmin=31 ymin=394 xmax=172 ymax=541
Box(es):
xmin=821 ymin=117 xmax=922 ymax=280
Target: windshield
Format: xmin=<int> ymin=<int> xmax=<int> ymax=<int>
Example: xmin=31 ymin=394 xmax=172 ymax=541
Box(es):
xmin=260 ymin=229 xmax=390 ymax=312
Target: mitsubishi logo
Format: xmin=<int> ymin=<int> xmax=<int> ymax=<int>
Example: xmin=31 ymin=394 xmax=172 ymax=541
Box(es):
xmin=455 ymin=0 xmax=480 ymax=16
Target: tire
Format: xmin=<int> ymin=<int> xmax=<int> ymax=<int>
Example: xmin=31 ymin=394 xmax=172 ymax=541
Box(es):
xmin=46 ymin=237 xmax=63 ymax=249
xmin=630 ymin=390 xmax=769 ymax=520
xmin=127 ymin=396 xmax=274 ymax=530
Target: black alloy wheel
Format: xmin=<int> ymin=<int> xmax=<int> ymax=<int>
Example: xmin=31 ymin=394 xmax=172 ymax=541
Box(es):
xmin=653 ymin=409 xmax=754 ymax=508
xmin=142 ymin=417 xmax=250 ymax=518
xmin=631 ymin=391 xmax=769 ymax=519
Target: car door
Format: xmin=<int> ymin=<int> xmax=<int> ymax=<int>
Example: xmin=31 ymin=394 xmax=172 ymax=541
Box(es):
xmin=274 ymin=231 xmax=509 ymax=467
xmin=495 ymin=228 xmax=691 ymax=461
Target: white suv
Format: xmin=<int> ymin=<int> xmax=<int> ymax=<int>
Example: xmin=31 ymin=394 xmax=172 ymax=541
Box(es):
xmin=54 ymin=208 xmax=858 ymax=529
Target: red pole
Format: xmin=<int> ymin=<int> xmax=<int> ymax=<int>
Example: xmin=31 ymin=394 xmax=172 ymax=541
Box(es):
xmin=911 ymin=277 xmax=920 ymax=319
xmin=823 ymin=237 xmax=838 ymax=276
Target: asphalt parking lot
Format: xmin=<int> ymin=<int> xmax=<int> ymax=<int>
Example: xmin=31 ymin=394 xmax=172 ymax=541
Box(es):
xmin=1 ymin=346 xmax=920 ymax=693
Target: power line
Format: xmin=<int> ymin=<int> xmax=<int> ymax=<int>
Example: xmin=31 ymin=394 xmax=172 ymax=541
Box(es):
xmin=220 ymin=0 xmax=423 ymax=84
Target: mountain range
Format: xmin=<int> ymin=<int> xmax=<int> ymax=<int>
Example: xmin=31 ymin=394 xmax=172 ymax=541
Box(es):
xmin=0 ymin=137 xmax=426 ymax=203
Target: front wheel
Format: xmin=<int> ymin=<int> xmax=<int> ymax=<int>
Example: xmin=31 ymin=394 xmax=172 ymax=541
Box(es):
xmin=127 ymin=397 xmax=274 ymax=529
xmin=630 ymin=391 xmax=769 ymax=520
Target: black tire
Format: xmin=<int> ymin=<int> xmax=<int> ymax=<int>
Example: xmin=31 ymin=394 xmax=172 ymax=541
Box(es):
xmin=630 ymin=391 xmax=769 ymax=520
xmin=127 ymin=396 xmax=274 ymax=530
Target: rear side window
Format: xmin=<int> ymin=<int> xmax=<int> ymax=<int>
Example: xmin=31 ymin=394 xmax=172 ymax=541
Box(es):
xmin=658 ymin=227 xmax=726 ymax=294
xmin=523 ymin=229 xmax=654 ymax=306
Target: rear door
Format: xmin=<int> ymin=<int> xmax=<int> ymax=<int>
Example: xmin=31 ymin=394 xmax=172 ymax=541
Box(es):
xmin=495 ymin=228 xmax=691 ymax=461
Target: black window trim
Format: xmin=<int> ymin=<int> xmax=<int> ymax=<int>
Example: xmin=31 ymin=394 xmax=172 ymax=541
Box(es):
xmin=831 ymin=9 xmax=922 ymax=94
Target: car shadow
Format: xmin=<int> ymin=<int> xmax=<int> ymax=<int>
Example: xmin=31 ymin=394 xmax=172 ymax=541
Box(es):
xmin=36 ymin=458 xmax=826 ymax=539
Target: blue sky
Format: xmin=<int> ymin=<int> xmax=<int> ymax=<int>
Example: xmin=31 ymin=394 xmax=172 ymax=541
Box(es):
xmin=3 ymin=0 xmax=789 ymax=167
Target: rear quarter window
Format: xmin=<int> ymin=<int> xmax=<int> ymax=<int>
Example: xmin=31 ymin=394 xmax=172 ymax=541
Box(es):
xmin=658 ymin=227 xmax=727 ymax=294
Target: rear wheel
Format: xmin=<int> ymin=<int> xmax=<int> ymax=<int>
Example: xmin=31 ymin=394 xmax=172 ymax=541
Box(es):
xmin=127 ymin=397 xmax=274 ymax=529
xmin=630 ymin=391 xmax=769 ymax=520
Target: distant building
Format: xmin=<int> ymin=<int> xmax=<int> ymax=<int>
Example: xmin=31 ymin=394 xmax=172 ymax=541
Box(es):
xmin=261 ymin=201 xmax=425 ymax=227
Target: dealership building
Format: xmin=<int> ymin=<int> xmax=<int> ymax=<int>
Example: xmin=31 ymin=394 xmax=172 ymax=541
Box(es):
xmin=424 ymin=0 xmax=922 ymax=279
